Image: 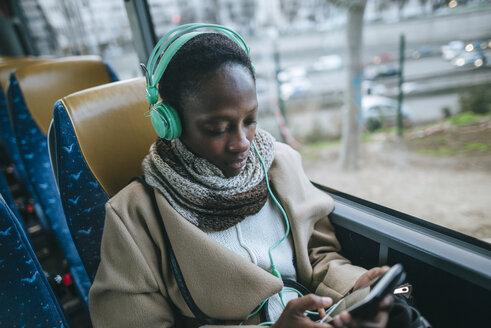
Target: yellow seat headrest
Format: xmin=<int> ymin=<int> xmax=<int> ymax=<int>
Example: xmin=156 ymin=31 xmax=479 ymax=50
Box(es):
xmin=59 ymin=77 xmax=156 ymax=197
xmin=0 ymin=57 xmax=53 ymax=93
xmin=13 ymin=56 xmax=112 ymax=135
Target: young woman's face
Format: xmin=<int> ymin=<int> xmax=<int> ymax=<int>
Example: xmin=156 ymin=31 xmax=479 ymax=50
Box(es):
xmin=179 ymin=63 xmax=258 ymax=178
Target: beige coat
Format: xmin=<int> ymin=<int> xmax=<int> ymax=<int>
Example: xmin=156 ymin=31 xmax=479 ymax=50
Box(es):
xmin=89 ymin=142 xmax=367 ymax=327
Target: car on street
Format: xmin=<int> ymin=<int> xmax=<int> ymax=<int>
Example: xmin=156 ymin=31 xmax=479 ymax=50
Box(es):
xmin=452 ymin=50 xmax=487 ymax=68
xmin=280 ymin=78 xmax=311 ymax=100
xmin=362 ymin=95 xmax=411 ymax=130
xmin=364 ymin=64 xmax=399 ymax=80
xmin=311 ymin=55 xmax=342 ymax=72
xmin=441 ymin=40 xmax=465 ymax=61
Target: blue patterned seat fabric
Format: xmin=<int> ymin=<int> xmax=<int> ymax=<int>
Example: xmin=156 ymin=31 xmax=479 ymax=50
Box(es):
xmin=0 ymin=170 xmax=23 ymax=226
xmin=1 ymin=86 xmax=51 ymax=231
xmin=6 ymin=63 xmax=118 ymax=305
xmin=0 ymin=86 xmax=28 ymax=181
xmin=0 ymin=195 xmax=69 ymax=328
xmin=53 ymin=102 xmax=109 ymax=281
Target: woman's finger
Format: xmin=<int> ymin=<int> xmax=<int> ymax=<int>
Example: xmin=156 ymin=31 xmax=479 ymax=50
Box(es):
xmin=286 ymin=294 xmax=333 ymax=314
xmin=379 ymin=294 xmax=394 ymax=311
xmin=318 ymin=306 xmax=326 ymax=319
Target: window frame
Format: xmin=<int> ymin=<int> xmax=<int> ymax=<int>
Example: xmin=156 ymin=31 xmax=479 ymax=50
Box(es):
xmin=314 ymin=182 xmax=491 ymax=291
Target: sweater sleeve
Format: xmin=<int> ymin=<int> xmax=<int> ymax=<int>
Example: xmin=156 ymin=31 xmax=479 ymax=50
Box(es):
xmin=89 ymin=201 xmax=176 ymax=328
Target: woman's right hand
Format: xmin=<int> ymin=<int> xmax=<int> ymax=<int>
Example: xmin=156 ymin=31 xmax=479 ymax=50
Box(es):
xmin=272 ymin=294 xmax=333 ymax=328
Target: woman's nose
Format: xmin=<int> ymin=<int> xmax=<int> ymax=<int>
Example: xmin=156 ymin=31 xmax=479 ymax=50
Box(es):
xmin=227 ymin=127 xmax=250 ymax=153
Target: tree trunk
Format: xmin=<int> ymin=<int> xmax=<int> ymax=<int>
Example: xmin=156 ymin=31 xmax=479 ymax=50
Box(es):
xmin=339 ymin=1 xmax=366 ymax=170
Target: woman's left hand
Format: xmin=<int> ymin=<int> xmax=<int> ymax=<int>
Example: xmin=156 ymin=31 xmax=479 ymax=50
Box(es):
xmin=352 ymin=266 xmax=390 ymax=291
xmin=329 ymin=294 xmax=393 ymax=328
xmin=328 ymin=266 xmax=393 ymax=327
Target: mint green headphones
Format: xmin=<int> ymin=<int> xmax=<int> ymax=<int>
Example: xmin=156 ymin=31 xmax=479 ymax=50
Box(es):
xmin=142 ymin=23 xmax=251 ymax=140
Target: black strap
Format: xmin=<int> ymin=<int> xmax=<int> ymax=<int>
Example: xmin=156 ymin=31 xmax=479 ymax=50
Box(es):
xmin=263 ymin=279 xmax=314 ymax=322
xmin=133 ymin=177 xmax=210 ymax=325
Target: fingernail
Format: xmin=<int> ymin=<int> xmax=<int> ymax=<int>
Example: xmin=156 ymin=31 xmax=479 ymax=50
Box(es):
xmin=322 ymin=297 xmax=332 ymax=303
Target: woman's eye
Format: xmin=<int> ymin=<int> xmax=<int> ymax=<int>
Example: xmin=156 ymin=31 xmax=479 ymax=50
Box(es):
xmin=245 ymin=119 xmax=257 ymax=127
xmin=205 ymin=126 xmax=227 ymax=136
xmin=208 ymin=130 xmax=226 ymax=136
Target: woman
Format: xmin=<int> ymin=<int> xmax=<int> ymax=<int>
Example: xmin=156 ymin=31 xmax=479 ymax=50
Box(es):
xmin=89 ymin=26 xmax=394 ymax=328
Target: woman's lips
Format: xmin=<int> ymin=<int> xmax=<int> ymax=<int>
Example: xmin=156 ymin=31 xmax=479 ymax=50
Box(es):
xmin=228 ymin=157 xmax=248 ymax=170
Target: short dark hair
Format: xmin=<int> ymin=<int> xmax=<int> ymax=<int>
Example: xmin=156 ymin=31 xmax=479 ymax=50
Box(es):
xmin=157 ymin=32 xmax=254 ymax=112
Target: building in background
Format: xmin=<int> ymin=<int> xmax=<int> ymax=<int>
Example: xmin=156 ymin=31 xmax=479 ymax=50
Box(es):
xmin=20 ymin=0 xmax=485 ymax=58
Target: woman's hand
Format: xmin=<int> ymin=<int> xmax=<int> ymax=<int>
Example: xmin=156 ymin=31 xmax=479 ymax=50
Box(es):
xmin=329 ymin=294 xmax=393 ymax=328
xmin=352 ymin=266 xmax=390 ymax=292
xmin=272 ymin=266 xmax=393 ymax=328
xmin=329 ymin=265 xmax=393 ymax=328
xmin=272 ymin=294 xmax=333 ymax=328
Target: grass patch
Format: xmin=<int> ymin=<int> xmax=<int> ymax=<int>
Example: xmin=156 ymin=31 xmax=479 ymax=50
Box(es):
xmin=305 ymin=139 xmax=340 ymax=150
xmin=416 ymin=147 xmax=458 ymax=156
xmin=302 ymin=153 xmax=319 ymax=161
xmin=408 ymin=117 xmax=491 ymax=157
xmin=302 ymin=139 xmax=341 ymax=162
xmin=465 ymin=142 xmax=489 ymax=152
xmin=449 ymin=112 xmax=480 ymax=126
xmin=413 ymin=140 xmax=490 ymax=157
xmin=362 ymin=133 xmax=373 ymax=142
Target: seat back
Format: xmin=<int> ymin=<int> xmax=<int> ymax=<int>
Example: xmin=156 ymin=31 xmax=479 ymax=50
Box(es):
xmin=52 ymin=77 xmax=155 ymax=279
xmin=0 ymin=57 xmax=52 ymax=184
xmin=0 ymin=169 xmax=22 ymax=222
xmin=1 ymin=57 xmax=55 ymax=231
xmin=0 ymin=195 xmax=69 ymax=328
xmin=6 ymin=56 xmax=118 ymax=304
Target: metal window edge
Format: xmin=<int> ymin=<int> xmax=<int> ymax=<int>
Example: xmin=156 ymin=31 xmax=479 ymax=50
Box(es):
xmin=329 ymin=194 xmax=491 ymax=292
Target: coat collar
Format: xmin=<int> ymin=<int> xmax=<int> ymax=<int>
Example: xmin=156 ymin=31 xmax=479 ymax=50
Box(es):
xmin=155 ymin=191 xmax=283 ymax=320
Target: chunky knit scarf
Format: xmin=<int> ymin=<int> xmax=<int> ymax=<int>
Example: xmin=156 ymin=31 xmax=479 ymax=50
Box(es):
xmin=142 ymin=128 xmax=276 ymax=232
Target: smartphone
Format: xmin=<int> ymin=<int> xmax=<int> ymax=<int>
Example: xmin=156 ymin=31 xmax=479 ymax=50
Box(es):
xmin=321 ymin=264 xmax=406 ymax=322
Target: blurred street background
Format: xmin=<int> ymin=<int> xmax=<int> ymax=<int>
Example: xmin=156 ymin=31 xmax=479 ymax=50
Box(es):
xmin=14 ymin=0 xmax=491 ymax=241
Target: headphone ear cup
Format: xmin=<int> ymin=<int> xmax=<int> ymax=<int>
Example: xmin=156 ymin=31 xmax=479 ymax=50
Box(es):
xmin=150 ymin=102 xmax=182 ymax=140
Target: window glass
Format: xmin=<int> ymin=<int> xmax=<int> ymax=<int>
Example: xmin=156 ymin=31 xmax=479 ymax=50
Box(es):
xmin=20 ymin=0 xmax=141 ymax=79
xmin=24 ymin=0 xmax=490 ymax=243
xmin=149 ymin=0 xmax=491 ymax=243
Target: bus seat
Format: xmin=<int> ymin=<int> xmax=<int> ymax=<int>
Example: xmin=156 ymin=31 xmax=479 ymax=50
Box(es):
xmin=0 ymin=169 xmax=23 ymax=225
xmin=52 ymin=77 xmax=154 ymax=280
xmin=0 ymin=195 xmax=69 ymax=328
xmin=0 ymin=57 xmax=53 ymax=186
xmin=5 ymin=56 xmax=119 ymax=305
xmin=1 ymin=58 xmax=55 ymax=232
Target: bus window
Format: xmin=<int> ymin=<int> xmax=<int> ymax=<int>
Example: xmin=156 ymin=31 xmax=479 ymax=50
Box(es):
xmin=12 ymin=0 xmax=491 ymax=244
xmin=143 ymin=0 xmax=490 ymax=243
xmin=17 ymin=0 xmax=141 ymax=79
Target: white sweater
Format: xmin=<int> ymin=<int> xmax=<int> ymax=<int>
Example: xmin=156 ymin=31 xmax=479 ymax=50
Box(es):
xmin=207 ymin=199 xmax=299 ymax=322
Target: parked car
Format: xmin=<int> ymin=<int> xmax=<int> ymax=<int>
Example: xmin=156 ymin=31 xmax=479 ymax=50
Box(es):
xmin=411 ymin=46 xmax=436 ymax=59
xmin=280 ymin=78 xmax=311 ymax=100
xmin=372 ymin=53 xmax=393 ymax=65
xmin=277 ymin=66 xmax=306 ymax=82
xmin=362 ymin=80 xmax=387 ymax=95
xmin=452 ymin=50 xmax=487 ymax=68
xmin=364 ymin=64 xmax=399 ymax=80
xmin=465 ymin=40 xmax=489 ymax=52
xmin=311 ymin=55 xmax=342 ymax=72
xmin=441 ymin=40 xmax=465 ymax=61
xmin=362 ymin=95 xmax=411 ymax=130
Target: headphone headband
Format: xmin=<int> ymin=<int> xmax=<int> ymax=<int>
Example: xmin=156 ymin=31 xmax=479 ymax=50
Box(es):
xmin=143 ymin=23 xmax=250 ymax=105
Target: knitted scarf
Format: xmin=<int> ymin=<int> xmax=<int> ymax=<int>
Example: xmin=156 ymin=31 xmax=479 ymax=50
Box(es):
xmin=142 ymin=128 xmax=276 ymax=232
